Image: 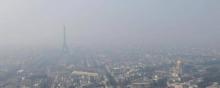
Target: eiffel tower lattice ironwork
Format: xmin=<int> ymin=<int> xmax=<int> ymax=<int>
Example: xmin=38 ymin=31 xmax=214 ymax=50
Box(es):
xmin=62 ymin=25 xmax=69 ymax=53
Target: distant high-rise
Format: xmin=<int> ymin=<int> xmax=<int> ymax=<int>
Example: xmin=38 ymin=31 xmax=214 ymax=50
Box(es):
xmin=175 ymin=60 xmax=183 ymax=76
xmin=62 ymin=25 xmax=69 ymax=53
xmin=168 ymin=60 xmax=184 ymax=87
xmin=170 ymin=59 xmax=183 ymax=82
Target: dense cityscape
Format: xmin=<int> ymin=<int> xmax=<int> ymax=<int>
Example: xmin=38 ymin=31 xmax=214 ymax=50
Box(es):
xmin=1 ymin=0 xmax=220 ymax=88
xmin=1 ymin=40 xmax=220 ymax=88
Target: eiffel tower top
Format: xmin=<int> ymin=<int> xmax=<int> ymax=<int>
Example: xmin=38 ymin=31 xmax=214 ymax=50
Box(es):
xmin=62 ymin=25 xmax=69 ymax=53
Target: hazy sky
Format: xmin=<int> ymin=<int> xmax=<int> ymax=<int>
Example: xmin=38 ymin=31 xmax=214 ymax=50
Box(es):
xmin=0 ymin=0 xmax=220 ymax=49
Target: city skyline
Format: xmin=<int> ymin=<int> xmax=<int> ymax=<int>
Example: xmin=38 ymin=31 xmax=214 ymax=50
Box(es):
xmin=0 ymin=0 xmax=220 ymax=48
xmin=0 ymin=0 xmax=220 ymax=88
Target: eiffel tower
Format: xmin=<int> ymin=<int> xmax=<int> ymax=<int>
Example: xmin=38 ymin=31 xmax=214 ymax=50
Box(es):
xmin=62 ymin=25 xmax=69 ymax=54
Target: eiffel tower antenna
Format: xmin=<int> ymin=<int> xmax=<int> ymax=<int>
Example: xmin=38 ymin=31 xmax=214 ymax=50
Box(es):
xmin=62 ymin=25 xmax=69 ymax=53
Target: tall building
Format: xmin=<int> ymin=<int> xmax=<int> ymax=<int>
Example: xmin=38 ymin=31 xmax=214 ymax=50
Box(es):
xmin=168 ymin=60 xmax=184 ymax=88
xmin=170 ymin=59 xmax=183 ymax=82
xmin=175 ymin=60 xmax=183 ymax=77
xmin=62 ymin=25 xmax=69 ymax=54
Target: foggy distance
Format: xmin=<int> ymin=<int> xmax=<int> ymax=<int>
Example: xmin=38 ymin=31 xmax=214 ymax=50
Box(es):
xmin=0 ymin=0 xmax=220 ymax=88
